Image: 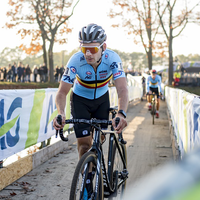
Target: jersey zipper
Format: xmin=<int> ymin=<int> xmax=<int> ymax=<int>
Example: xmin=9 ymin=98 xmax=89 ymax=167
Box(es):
xmin=92 ymin=62 xmax=100 ymax=99
xmin=94 ymin=72 xmax=97 ymax=99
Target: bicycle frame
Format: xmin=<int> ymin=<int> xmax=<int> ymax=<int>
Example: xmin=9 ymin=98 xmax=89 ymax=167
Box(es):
xmin=150 ymin=93 xmax=156 ymax=103
xmin=87 ymin=128 xmax=127 ymax=198
xmin=150 ymin=93 xmax=157 ymax=111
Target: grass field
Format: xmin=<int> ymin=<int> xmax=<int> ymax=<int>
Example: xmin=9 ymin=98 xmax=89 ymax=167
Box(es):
xmin=178 ymin=87 xmax=200 ymax=96
xmin=168 ymin=86 xmax=200 ymax=96
xmin=0 ymin=82 xmax=199 ymax=97
xmin=0 ymin=82 xmax=60 ymax=89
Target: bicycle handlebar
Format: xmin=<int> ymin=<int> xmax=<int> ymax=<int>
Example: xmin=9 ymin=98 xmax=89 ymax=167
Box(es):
xmin=55 ymin=115 xmax=68 ymax=141
xmin=65 ymin=118 xmax=113 ymax=125
xmin=56 ymin=115 xmax=121 ymax=142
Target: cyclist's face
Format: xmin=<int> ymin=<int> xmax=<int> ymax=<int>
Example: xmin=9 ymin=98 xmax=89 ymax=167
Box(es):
xmin=151 ymin=73 xmax=156 ymax=79
xmin=81 ymin=42 xmax=106 ymax=66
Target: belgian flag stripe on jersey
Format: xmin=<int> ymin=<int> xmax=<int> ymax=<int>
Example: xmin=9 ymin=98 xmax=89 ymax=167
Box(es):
xmin=150 ymin=81 xmax=158 ymax=85
xmin=76 ymin=74 xmax=113 ymax=89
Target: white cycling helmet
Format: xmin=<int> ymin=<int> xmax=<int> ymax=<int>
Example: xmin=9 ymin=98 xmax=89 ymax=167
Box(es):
xmin=79 ymin=23 xmax=107 ymax=44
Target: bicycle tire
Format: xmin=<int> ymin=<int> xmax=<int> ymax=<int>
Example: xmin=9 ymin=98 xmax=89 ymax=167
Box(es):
xmin=152 ymin=101 xmax=155 ymax=125
xmin=69 ymin=151 xmax=104 ymax=200
xmin=108 ymin=135 xmax=127 ymax=199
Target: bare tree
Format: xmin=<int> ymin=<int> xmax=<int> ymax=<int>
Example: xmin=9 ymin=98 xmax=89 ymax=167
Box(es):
xmin=109 ymin=0 xmax=164 ymax=70
xmin=6 ymin=0 xmax=80 ymax=82
xmin=155 ymin=0 xmax=200 ymax=85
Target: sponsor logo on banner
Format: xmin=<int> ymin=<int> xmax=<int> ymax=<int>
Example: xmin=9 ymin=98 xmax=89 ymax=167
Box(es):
xmin=0 ymin=98 xmax=22 ymax=150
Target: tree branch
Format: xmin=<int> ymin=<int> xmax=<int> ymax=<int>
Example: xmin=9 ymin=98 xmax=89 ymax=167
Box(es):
xmin=155 ymin=0 xmax=169 ymax=38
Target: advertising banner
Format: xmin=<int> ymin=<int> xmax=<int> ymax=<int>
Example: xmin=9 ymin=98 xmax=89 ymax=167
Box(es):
xmin=165 ymin=87 xmax=200 ymax=157
xmin=0 ymin=88 xmax=71 ymax=160
xmin=0 ymin=83 xmax=142 ymax=161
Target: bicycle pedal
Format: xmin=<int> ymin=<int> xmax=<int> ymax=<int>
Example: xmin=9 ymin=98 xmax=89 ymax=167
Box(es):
xmin=119 ymin=138 xmax=127 ymax=145
xmin=120 ymin=169 xmax=129 ymax=179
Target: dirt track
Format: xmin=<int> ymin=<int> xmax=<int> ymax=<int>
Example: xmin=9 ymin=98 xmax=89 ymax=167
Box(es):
xmin=0 ymin=99 xmax=173 ymax=199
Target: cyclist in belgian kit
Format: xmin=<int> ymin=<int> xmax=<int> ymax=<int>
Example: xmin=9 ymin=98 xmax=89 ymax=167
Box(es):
xmin=53 ymin=23 xmax=129 ymax=199
xmin=146 ymin=69 xmax=162 ymax=118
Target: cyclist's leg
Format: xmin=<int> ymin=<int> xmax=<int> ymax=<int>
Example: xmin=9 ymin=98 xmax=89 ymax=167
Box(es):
xmin=155 ymin=88 xmax=160 ymax=118
xmin=71 ymin=92 xmax=93 ymax=158
xmin=154 ymin=88 xmax=160 ymax=111
xmin=77 ymin=136 xmax=93 ymax=158
xmin=156 ymin=97 xmax=160 ymax=111
xmin=147 ymin=94 xmax=151 ymax=111
xmin=147 ymin=88 xmax=153 ymax=110
xmin=146 ymin=93 xmax=150 ymax=102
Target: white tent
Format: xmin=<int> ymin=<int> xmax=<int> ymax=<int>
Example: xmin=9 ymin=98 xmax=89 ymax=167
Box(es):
xmin=144 ymin=62 xmax=179 ymax=73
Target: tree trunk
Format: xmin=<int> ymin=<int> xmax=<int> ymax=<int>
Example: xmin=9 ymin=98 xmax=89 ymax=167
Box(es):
xmin=42 ymin=36 xmax=47 ymax=69
xmin=168 ymin=10 xmax=173 ymax=86
xmin=168 ymin=35 xmax=173 ymax=85
xmin=147 ymin=50 xmax=153 ymax=70
xmin=48 ymin=40 xmax=54 ymax=83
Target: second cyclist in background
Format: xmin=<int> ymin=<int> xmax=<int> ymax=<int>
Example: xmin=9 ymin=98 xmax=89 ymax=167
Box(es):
xmin=146 ymin=69 xmax=162 ymax=118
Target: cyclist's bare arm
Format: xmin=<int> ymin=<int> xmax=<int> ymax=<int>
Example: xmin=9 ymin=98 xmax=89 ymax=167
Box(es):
xmin=53 ymin=81 xmax=72 ymax=130
xmin=113 ymin=77 xmax=128 ymax=133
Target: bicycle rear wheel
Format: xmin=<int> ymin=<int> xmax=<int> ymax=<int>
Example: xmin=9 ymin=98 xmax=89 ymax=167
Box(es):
xmin=69 ymin=151 xmax=104 ymax=200
xmin=108 ymin=135 xmax=127 ymax=199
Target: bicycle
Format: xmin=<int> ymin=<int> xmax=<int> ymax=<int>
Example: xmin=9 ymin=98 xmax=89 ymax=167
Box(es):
xmin=56 ymin=107 xmax=128 ymax=200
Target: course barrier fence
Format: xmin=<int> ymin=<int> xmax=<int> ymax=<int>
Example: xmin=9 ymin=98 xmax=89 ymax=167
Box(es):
xmin=0 ymin=76 xmax=143 ymax=161
xmin=165 ymin=86 xmax=200 ymax=158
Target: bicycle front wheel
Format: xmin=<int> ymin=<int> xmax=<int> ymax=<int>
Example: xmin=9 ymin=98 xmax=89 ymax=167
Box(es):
xmin=69 ymin=151 xmax=104 ymax=200
xmin=152 ymin=101 xmax=155 ymax=125
xmin=108 ymin=136 xmax=127 ymax=199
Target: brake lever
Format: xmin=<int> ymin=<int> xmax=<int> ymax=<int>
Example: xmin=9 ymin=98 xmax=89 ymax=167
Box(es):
xmin=115 ymin=117 xmax=127 ymax=145
xmin=55 ymin=115 xmax=62 ymax=138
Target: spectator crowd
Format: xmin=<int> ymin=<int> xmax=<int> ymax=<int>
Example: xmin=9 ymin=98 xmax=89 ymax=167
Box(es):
xmin=0 ymin=62 xmax=65 ymax=83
